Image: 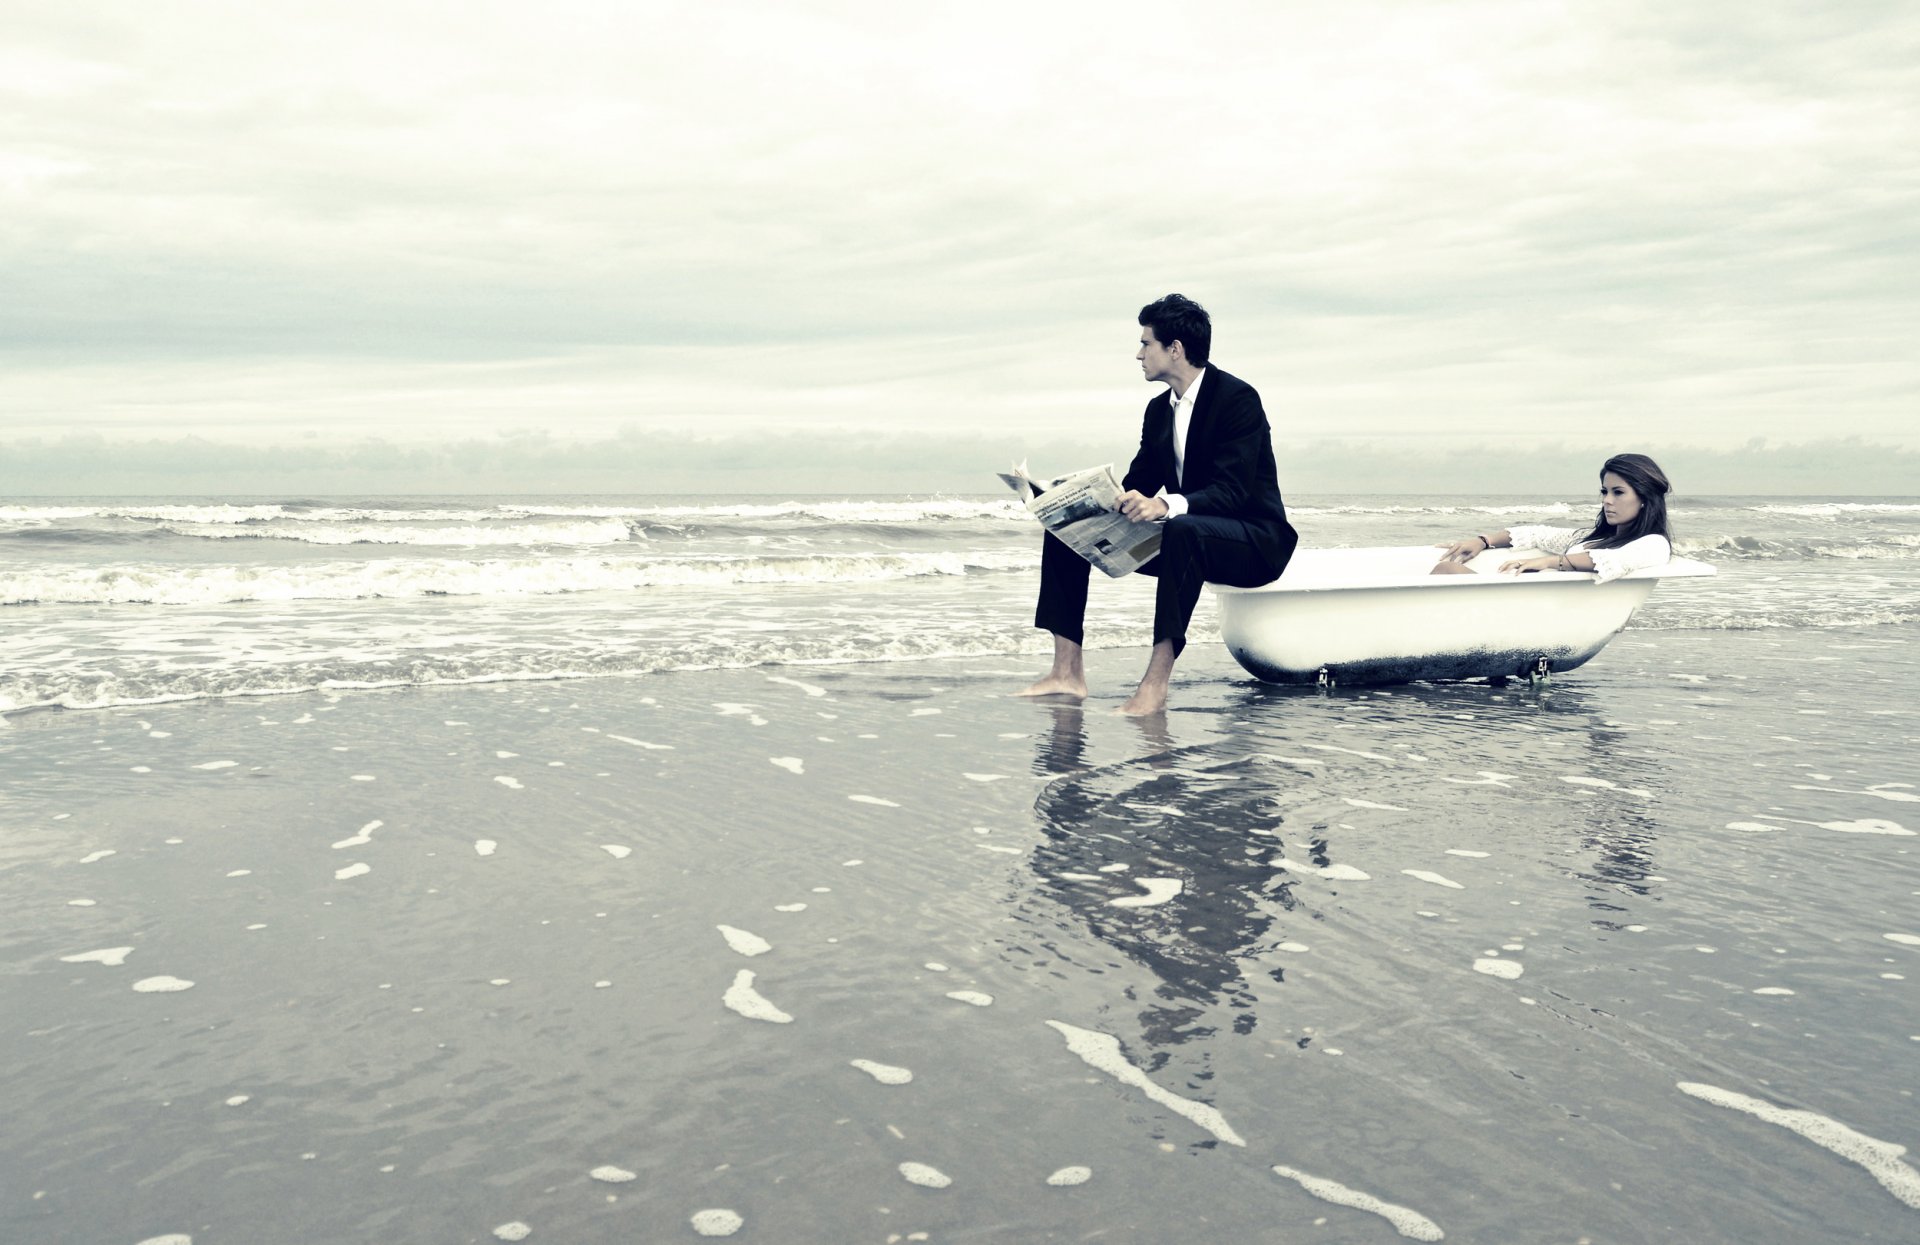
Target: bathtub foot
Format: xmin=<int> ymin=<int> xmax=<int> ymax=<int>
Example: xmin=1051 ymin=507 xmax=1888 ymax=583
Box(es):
xmin=1315 ymin=666 xmax=1336 ymax=694
xmin=1529 ymin=656 xmax=1552 ymax=684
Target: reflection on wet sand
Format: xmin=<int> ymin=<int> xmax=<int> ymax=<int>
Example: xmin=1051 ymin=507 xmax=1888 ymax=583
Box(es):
xmin=1251 ymin=679 xmax=1671 ymax=917
xmin=1022 ymin=718 xmax=1310 ymax=1061
xmin=1015 ymin=677 xmax=1692 ymax=1065
xmin=1028 ymin=703 xmax=1089 ymax=777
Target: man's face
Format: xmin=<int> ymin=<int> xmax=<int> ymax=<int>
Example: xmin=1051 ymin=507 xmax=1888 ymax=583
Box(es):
xmin=1137 ymin=326 xmax=1177 ymax=384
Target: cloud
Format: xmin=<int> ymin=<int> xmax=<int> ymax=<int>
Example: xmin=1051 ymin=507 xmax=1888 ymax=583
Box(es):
xmin=1 ymin=0 xmax=1914 ymax=469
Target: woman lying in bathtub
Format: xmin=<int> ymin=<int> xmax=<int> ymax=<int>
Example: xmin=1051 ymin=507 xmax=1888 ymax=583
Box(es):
xmin=1432 ymin=453 xmax=1673 ymax=582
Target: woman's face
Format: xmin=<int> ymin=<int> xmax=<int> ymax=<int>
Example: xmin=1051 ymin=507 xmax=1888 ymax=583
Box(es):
xmin=1600 ymin=471 xmax=1642 ymax=528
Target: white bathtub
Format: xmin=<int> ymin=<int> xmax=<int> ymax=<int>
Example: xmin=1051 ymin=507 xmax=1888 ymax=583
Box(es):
xmin=1210 ymin=545 xmax=1716 ymax=687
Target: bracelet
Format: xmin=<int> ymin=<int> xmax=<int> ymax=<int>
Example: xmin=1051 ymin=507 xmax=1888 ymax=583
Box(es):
xmin=1558 ymin=554 xmax=1569 ymax=571
xmin=1478 ymin=533 xmax=1495 ymax=549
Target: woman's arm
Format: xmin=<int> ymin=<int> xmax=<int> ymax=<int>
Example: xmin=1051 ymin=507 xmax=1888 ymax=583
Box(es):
xmin=1502 ymin=535 xmax=1672 ymax=578
xmin=1438 ymin=524 xmax=1576 ymax=567
xmin=1505 ymin=524 xmax=1578 ymax=554
xmin=1500 ymin=549 xmax=1593 ymax=574
xmin=1434 ymin=528 xmax=1510 ymax=564
xmin=1585 ymin=534 xmax=1672 ymax=582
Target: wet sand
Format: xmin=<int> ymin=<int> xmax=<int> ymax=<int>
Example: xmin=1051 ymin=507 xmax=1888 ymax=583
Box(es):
xmin=4 ymin=631 xmax=1918 ymax=1242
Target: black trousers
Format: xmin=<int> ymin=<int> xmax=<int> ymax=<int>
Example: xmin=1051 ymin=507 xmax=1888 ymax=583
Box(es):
xmin=1033 ymin=513 xmax=1290 ymax=659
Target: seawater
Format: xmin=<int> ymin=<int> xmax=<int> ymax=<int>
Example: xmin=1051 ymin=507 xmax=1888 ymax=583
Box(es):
xmin=5 ymin=639 xmax=1916 ymax=1241
xmin=6 ymin=492 xmax=1920 ymax=716
xmin=4 ymin=492 xmax=1919 ymax=1241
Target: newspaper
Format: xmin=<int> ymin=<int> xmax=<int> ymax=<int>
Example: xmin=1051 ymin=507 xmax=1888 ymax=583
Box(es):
xmin=997 ymin=461 xmax=1163 ymax=577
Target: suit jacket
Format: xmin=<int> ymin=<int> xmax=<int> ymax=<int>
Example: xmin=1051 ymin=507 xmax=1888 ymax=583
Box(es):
xmin=1121 ymin=365 xmax=1297 ymax=570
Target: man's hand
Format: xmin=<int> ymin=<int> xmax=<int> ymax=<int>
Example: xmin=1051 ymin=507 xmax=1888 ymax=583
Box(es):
xmin=1115 ymin=490 xmax=1170 ymax=522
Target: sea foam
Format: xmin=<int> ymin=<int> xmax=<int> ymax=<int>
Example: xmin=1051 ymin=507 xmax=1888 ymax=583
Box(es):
xmin=723 ymin=970 xmax=792 ymax=1023
xmin=1678 ymin=1082 xmax=1920 ymax=1208
xmin=1045 ymin=1020 xmax=1245 ymax=1146
xmin=60 ymin=947 xmax=133 ymax=967
xmin=1270 ymin=1166 xmax=1444 ymax=1240
xmin=717 ymin=925 xmax=772 ymax=957
xmin=898 ymin=1162 xmax=952 ymax=1188
xmin=0 ymin=548 xmax=1038 ymax=607
xmin=850 ymin=1059 xmax=913 ymax=1085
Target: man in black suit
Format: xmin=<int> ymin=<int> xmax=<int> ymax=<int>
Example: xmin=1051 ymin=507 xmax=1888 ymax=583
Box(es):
xmin=1017 ymin=294 xmax=1298 ymax=714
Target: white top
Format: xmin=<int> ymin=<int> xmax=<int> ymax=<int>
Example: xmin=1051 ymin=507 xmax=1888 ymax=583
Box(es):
xmin=1507 ymin=524 xmax=1672 ymax=584
xmin=1159 ymin=367 xmax=1205 ymax=519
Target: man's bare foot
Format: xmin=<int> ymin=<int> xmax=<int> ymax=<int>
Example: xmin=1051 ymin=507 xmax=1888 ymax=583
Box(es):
xmin=1015 ymin=673 xmax=1087 ymax=698
xmin=1017 ymin=635 xmax=1087 ymax=698
xmin=1115 ymin=640 xmax=1175 ymax=715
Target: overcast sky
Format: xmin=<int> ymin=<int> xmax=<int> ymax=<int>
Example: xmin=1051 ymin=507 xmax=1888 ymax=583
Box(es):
xmin=2 ymin=1 xmax=1915 ymax=492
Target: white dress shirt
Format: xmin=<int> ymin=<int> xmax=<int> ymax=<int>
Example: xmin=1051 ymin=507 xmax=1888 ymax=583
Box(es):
xmin=1160 ymin=367 xmax=1204 ymax=519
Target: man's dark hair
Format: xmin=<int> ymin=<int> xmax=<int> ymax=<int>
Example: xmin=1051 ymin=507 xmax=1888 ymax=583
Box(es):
xmin=1139 ymin=294 xmax=1211 ymax=366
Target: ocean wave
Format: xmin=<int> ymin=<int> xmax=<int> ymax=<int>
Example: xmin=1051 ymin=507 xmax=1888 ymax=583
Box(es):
xmin=501 ymin=499 xmax=1032 ymax=524
xmin=1754 ymin=502 xmax=1920 ymax=517
xmin=0 ymin=526 xmax=164 ymax=546
xmin=1 ymin=503 xmax=517 ymax=525
xmin=0 ymin=623 xmax=1168 ymax=717
xmin=156 ymin=517 xmax=638 ymax=547
xmin=8 ymin=587 xmax=1913 ymax=715
xmin=1634 ymin=602 xmax=1920 ymax=631
xmin=1290 ymin=501 xmax=1580 ymax=518
xmin=121 ymin=503 xmax=296 ymax=522
xmin=0 ymin=549 xmax=1041 ymax=606
xmin=0 ymin=497 xmax=1669 ymax=526
xmin=625 ymin=516 xmax=1015 ymax=544
xmin=1676 ymin=534 xmax=1920 ymax=560
xmin=56 ymin=503 xmax=297 ymax=523
xmin=282 ymin=506 xmax=507 ymax=523
xmin=4 ymin=501 xmax=1033 ymax=542
xmin=1468 ymin=501 xmax=1579 ymax=517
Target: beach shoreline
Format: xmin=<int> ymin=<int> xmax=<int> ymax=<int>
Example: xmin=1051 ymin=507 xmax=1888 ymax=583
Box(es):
xmin=5 ymin=629 xmax=1918 ymax=1241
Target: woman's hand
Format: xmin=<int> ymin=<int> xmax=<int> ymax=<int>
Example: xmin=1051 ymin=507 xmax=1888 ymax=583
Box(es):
xmin=1500 ymin=554 xmax=1564 ymax=574
xmin=1434 ymin=536 xmax=1486 ymax=564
